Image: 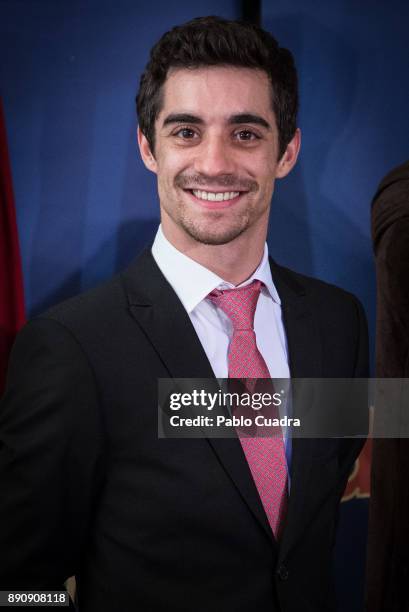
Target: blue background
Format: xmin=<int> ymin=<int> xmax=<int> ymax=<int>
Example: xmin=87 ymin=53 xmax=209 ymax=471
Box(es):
xmin=2 ymin=1 xmax=409 ymax=609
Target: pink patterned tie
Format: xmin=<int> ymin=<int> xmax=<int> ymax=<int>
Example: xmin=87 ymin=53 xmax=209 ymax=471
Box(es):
xmin=208 ymin=280 xmax=288 ymax=538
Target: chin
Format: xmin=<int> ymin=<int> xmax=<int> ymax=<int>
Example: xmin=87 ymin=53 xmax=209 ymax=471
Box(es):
xmin=181 ymin=219 xmax=249 ymax=246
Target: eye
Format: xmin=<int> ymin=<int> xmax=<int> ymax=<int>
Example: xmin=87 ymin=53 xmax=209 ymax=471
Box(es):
xmin=174 ymin=127 xmax=198 ymax=140
xmin=235 ymin=129 xmax=260 ymax=141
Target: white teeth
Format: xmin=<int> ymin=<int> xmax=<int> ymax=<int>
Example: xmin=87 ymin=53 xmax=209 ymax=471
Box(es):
xmin=192 ymin=190 xmax=240 ymax=201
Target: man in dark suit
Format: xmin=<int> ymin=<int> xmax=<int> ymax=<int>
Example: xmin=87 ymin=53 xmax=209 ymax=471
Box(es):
xmin=0 ymin=16 xmax=368 ymax=611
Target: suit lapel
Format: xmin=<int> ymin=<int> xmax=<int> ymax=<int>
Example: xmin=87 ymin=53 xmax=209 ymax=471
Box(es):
xmin=122 ymin=249 xmax=274 ymax=541
xmin=269 ymin=260 xmax=324 ymax=560
xmin=122 ymin=250 xmax=214 ymax=380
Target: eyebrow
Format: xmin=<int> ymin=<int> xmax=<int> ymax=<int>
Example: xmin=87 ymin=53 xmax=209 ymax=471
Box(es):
xmin=162 ymin=112 xmax=271 ymax=130
xmin=163 ymin=113 xmax=204 ymax=127
xmin=228 ymin=113 xmax=271 ymax=130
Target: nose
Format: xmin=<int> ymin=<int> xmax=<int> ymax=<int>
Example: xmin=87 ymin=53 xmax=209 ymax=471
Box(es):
xmin=192 ymin=133 xmax=236 ymax=178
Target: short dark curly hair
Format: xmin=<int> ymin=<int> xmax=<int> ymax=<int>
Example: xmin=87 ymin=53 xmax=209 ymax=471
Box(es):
xmin=136 ymin=16 xmax=298 ymax=160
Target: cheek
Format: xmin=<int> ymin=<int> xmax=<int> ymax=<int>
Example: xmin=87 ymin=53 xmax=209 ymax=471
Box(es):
xmin=156 ymin=157 xmax=184 ymax=186
xmin=247 ymin=151 xmax=277 ymax=180
xmin=155 ymin=162 xmax=182 ymax=203
xmin=260 ymin=153 xmax=279 ymax=177
xmin=256 ymin=168 xmax=276 ymax=194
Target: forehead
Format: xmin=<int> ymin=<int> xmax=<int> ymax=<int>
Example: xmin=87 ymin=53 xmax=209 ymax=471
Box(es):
xmin=158 ymin=66 xmax=274 ymax=123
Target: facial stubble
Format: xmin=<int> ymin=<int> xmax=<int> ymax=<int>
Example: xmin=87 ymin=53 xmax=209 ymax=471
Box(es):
xmin=161 ymin=189 xmax=270 ymax=247
xmin=160 ymin=172 xmax=269 ymax=246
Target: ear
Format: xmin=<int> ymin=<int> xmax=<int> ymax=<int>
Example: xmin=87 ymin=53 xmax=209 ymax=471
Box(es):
xmin=137 ymin=126 xmax=158 ymax=173
xmin=275 ymin=128 xmax=301 ymax=179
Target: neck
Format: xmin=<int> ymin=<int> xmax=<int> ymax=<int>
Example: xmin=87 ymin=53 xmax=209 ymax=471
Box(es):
xmin=161 ymin=220 xmax=267 ymax=286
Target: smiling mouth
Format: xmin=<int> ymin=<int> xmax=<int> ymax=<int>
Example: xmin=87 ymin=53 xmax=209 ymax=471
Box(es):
xmin=184 ymin=189 xmax=246 ymax=208
xmin=191 ymin=189 xmax=240 ymax=202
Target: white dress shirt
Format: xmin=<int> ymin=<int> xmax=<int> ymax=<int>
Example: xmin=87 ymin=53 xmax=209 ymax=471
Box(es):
xmin=152 ymin=225 xmax=292 ymax=471
xmin=151 ymin=225 xmax=290 ymax=380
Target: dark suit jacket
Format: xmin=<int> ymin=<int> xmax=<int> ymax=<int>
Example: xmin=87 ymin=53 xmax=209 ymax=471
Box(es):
xmin=0 ymin=251 xmax=368 ymax=611
xmin=366 ymin=160 xmax=409 ymax=612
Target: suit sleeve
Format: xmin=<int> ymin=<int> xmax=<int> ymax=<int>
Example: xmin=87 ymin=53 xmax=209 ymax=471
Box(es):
xmin=0 ymin=318 xmax=105 ymax=594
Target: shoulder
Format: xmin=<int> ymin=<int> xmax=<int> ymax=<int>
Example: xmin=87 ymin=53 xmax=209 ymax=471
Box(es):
xmin=40 ymin=273 xmax=126 ymax=331
xmin=36 ymin=247 xmax=159 ymax=332
xmin=13 ymin=249 xmax=160 ymax=364
xmin=270 ymin=260 xmax=369 ymax=377
xmin=8 ymin=273 xmax=128 ymax=370
xmin=270 ymin=258 xmax=364 ymax=315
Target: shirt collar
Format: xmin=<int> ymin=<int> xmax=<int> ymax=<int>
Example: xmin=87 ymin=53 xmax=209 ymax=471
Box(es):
xmin=151 ymin=225 xmax=281 ymax=313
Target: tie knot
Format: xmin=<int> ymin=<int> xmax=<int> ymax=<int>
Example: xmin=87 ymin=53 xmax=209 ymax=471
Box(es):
xmin=207 ymin=279 xmax=263 ymax=330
